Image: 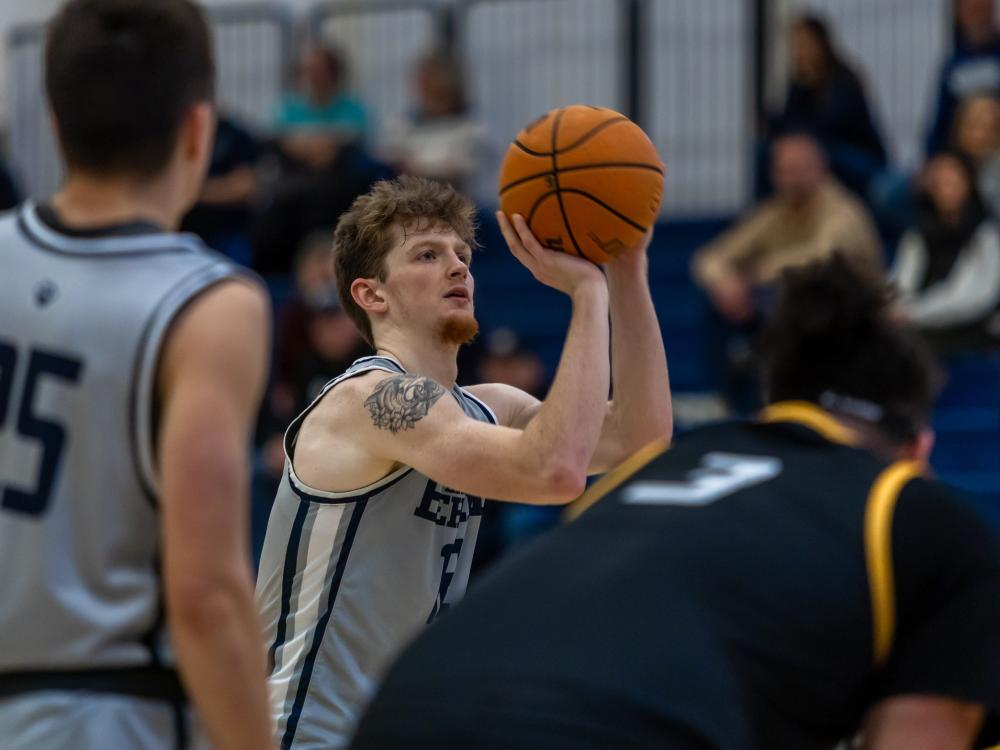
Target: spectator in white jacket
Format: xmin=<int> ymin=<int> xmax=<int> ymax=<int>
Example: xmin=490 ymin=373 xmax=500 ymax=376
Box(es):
xmin=892 ymin=151 xmax=1000 ymax=352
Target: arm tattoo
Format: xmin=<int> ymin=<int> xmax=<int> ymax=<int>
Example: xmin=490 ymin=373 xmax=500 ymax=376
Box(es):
xmin=364 ymin=374 xmax=446 ymax=433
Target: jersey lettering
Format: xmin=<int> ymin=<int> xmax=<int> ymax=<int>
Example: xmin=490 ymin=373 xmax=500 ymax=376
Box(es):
xmin=426 ymin=538 xmax=463 ymax=623
xmin=0 ymin=338 xmax=85 ymax=517
xmin=414 ymin=480 xmax=484 ymax=528
xmin=622 ymin=452 xmax=782 ymax=507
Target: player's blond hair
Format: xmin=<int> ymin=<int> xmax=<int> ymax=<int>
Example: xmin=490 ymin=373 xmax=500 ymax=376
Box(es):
xmin=333 ymin=175 xmax=478 ymax=346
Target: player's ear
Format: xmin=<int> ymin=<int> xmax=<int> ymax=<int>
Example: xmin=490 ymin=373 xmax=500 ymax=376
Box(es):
xmin=898 ymin=427 xmax=935 ymax=465
xmin=181 ymin=101 xmax=215 ymax=165
xmin=351 ymin=278 xmax=387 ymax=315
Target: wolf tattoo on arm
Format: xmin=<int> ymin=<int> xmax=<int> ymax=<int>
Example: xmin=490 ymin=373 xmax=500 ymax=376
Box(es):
xmin=364 ymin=375 xmax=446 ymax=433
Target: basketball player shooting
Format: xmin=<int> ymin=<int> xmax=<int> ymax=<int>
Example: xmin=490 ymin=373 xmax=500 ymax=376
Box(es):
xmin=254 ymin=174 xmax=671 ymax=749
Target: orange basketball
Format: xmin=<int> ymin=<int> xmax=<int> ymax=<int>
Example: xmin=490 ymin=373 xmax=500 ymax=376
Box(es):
xmin=498 ymin=104 xmax=664 ymax=264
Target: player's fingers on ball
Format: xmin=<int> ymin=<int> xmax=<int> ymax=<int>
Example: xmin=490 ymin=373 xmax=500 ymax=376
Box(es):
xmin=511 ymin=215 xmax=545 ymax=255
xmin=498 ymin=212 xmax=536 ymax=269
xmin=510 ymin=215 xmax=545 ymax=264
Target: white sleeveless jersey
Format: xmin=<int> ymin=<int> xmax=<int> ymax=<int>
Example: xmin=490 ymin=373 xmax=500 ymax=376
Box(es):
xmin=256 ymin=355 xmax=497 ymax=749
xmin=0 ymin=202 xmax=250 ymax=677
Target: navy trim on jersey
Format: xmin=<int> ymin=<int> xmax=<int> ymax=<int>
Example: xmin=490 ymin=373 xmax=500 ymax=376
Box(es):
xmin=127 ymin=265 xmax=237 ymax=506
xmin=139 ymin=553 xmax=166 ymax=667
xmin=459 ymin=388 xmax=498 ymax=425
xmin=17 ymin=203 xmax=206 ymax=259
xmin=267 ymin=499 xmax=310 ymax=676
xmin=285 ymin=464 xmax=415 ymax=505
xmin=281 ymin=499 xmax=369 ymax=750
xmin=282 ymin=357 xmax=407 ymax=459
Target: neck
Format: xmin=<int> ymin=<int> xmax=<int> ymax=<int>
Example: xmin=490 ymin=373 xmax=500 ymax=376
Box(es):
xmin=374 ymin=328 xmax=460 ymax=389
xmin=52 ymin=170 xmax=185 ymax=231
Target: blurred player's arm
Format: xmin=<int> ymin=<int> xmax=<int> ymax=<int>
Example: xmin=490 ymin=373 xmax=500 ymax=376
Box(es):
xmin=860 ymin=696 xmax=983 ymax=750
xmin=471 ymin=228 xmax=671 ymax=474
xmin=158 ymin=280 xmax=275 ymax=750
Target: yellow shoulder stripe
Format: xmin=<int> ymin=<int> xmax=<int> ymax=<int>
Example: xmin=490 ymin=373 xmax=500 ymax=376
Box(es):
xmin=760 ymin=401 xmax=859 ymax=446
xmin=865 ymin=459 xmax=924 ymax=667
xmin=563 ymin=437 xmax=670 ymax=522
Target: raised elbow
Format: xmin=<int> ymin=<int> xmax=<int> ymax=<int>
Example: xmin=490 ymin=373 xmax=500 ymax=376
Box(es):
xmin=539 ymin=462 xmax=588 ymax=504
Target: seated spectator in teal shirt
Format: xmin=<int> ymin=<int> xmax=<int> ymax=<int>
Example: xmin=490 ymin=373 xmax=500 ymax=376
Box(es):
xmin=276 ymin=45 xmax=370 ymax=169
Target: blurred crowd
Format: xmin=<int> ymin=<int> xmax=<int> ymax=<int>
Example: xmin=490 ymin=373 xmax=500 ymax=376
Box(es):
xmin=695 ymin=0 xmax=1000 ymax=412
xmin=3 ymin=0 xmax=1000 ymax=559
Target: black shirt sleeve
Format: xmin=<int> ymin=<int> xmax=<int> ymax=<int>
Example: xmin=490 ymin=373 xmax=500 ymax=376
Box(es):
xmin=874 ymin=478 xmax=1000 ymax=743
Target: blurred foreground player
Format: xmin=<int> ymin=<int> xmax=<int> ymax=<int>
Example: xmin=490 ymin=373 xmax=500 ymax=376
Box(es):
xmin=255 ymin=177 xmax=671 ymax=748
xmin=0 ymin=1 xmax=274 ymax=748
xmin=351 ymin=255 xmax=1000 ymax=750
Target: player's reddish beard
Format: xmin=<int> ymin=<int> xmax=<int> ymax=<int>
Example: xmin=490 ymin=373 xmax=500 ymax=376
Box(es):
xmin=437 ymin=313 xmax=479 ymax=346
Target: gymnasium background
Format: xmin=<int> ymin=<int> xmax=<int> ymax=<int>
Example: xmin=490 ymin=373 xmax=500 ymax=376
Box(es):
xmin=2 ymin=0 xmax=997 ymax=561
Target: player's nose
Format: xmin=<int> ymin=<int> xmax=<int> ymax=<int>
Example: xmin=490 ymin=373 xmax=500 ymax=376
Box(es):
xmin=446 ymin=253 xmax=469 ymax=279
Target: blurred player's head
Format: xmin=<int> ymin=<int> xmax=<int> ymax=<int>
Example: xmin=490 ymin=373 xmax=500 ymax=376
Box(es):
xmin=771 ymin=133 xmax=828 ymax=205
xmin=333 ymin=176 xmax=479 ymax=349
xmin=45 ymin=0 xmax=215 ymax=208
xmin=760 ymin=255 xmax=937 ymax=458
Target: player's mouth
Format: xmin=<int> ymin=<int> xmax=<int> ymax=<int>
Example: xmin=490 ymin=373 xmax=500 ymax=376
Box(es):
xmin=444 ymin=287 xmax=470 ymax=302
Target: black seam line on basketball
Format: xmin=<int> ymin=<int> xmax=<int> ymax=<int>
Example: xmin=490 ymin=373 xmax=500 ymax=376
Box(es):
xmin=499 ymin=162 xmax=665 ymax=195
xmin=513 ymin=140 xmax=551 ymax=157
xmin=558 ymin=189 xmax=648 ymax=232
xmin=526 ymin=190 xmax=559 ymax=225
xmin=555 ymin=116 xmax=630 ymax=154
xmin=551 ymin=109 xmax=582 ymax=257
xmin=511 ymin=116 xmax=629 ymax=159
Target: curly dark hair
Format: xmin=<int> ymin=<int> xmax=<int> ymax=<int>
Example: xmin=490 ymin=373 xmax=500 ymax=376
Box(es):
xmin=759 ymin=255 xmax=937 ymax=443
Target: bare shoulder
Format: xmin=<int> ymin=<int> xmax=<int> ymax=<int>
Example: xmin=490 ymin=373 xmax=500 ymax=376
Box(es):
xmin=465 ymin=382 xmax=540 ymax=428
xmin=159 ymin=278 xmax=269 ymax=395
xmin=299 ymin=369 xmax=462 ymax=451
xmin=293 ymin=369 xmax=458 ymax=492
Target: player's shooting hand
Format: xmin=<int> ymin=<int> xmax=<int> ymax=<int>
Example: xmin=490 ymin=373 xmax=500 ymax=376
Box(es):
xmin=605 ymin=227 xmax=654 ymax=275
xmin=497 ymin=212 xmax=605 ymax=296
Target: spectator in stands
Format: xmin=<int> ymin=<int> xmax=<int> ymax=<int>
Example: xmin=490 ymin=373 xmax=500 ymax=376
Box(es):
xmin=891 ymin=152 xmax=1000 ymax=353
xmin=275 ymin=44 xmax=370 ymax=171
xmin=382 ymin=51 xmax=491 ymax=201
xmin=692 ymin=133 xmax=882 ymax=411
xmin=769 ymin=15 xmax=888 ymax=199
xmin=951 ymin=94 xmax=1000 ymax=217
xmin=694 ymin=133 xmax=882 ymax=322
xmin=181 ymin=115 xmax=258 ymax=264
xmin=925 ymin=0 xmax=1000 ymax=157
xmin=251 ymin=142 xmax=394 ymax=276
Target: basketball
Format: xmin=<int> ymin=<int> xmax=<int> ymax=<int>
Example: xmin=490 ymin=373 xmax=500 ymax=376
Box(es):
xmin=498 ymin=104 xmax=664 ymax=264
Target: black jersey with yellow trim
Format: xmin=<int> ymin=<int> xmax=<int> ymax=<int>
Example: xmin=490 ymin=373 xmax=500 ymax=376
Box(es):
xmin=351 ymin=402 xmax=1000 ymax=750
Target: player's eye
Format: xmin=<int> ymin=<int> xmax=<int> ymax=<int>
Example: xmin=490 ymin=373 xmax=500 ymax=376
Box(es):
xmin=419 ymin=249 xmax=436 ymax=261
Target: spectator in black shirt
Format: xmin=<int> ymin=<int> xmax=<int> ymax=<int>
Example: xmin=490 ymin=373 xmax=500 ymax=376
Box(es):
xmin=768 ymin=15 xmax=887 ymax=200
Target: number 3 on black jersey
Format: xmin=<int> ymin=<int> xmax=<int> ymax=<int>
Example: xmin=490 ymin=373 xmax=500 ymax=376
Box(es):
xmin=0 ymin=337 xmax=84 ymax=517
xmin=623 ymin=453 xmax=782 ymax=507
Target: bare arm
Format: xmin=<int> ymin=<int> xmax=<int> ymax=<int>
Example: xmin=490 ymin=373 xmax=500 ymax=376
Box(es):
xmin=474 ymin=231 xmax=672 ymax=474
xmin=861 ymin=696 xmax=984 ymax=750
xmin=158 ymin=280 xmax=274 ymax=750
xmin=335 ymin=272 xmax=607 ymax=505
xmin=592 ymin=232 xmax=672 ymax=471
xmin=301 ymin=214 xmax=610 ymax=505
